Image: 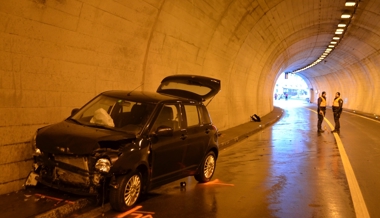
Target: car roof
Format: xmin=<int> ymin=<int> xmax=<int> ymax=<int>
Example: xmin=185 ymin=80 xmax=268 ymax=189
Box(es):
xmin=101 ymin=90 xmax=187 ymax=103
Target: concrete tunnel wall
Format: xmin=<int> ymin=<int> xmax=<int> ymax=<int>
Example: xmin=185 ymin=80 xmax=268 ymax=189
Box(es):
xmin=1 ymin=0 xmax=380 ymax=194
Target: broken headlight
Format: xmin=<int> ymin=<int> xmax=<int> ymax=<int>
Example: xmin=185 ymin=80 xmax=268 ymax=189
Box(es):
xmin=31 ymin=131 xmax=41 ymax=156
xmin=95 ymin=158 xmax=111 ymax=173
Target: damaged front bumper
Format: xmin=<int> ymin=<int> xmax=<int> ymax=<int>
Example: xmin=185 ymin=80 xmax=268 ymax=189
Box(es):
xmin=25 ymin=154 xmax=108 ymax=195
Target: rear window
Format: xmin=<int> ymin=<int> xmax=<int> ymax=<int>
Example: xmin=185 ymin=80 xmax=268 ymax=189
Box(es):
xmin=199 ymin=105 xmax=211 ymax=125
xmin=184 ymin=105 xmax=200 ymax=127
xmin=160 ymin=81 xmax=211 ymax=96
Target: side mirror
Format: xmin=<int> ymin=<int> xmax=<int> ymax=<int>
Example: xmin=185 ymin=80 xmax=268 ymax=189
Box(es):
xmin=156 ymin=126 xmax=173 ymax=137
xmin=71 ymin=108 xmax=80 ymax=116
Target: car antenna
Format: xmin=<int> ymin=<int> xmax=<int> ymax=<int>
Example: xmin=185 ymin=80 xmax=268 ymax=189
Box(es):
xmin=127 ymin=83 xmax=144 ymax=96
xmin=205 ymin=95 xmax=215 ymax=107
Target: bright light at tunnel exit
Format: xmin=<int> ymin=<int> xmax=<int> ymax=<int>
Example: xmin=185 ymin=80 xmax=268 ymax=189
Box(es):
xmin=274 ymin=72 xmax=310 ymax=103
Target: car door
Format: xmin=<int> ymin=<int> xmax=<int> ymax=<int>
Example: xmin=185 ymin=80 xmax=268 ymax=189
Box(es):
xmin=181 ymin=102 xmax=210 ymax=172
xmin=150 ymin=103 xmax=186 ymax=184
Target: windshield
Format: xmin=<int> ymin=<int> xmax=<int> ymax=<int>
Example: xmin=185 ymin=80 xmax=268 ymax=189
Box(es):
xmin=71 ymin=95 xmax=155 ymax=134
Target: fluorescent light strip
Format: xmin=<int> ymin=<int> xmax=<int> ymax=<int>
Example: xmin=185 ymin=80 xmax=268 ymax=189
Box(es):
xmin=292 ymin=2 xmax=356 ymax=73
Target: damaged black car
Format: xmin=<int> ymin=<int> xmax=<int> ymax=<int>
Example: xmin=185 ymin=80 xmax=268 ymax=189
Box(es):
xmin=25 ymin=75 xmax=221 ymax=211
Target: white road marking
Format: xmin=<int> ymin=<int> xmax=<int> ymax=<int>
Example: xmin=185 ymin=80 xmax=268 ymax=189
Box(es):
xmin=308 ymin=108 xmax=370 ymax=218
xmin=344 ymin=111 xmax=380 ymax=124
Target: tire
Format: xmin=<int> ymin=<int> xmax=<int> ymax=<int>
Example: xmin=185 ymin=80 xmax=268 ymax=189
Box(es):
xmin=109 ymin=171 xmax=142 ymax=212
xmin=194 ymin=151 xmax=216 ymax=183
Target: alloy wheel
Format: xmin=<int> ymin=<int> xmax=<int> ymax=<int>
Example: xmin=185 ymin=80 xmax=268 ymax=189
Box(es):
xmin=204 ymin=155 xmax=215 ymax=179
xmin=123 ymin=174 xmax=141 ymax=206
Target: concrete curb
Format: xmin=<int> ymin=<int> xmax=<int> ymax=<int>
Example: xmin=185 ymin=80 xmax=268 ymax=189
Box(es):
xmin=219 ymin=108 xmax=284 ymax=150
xmin=35 ymin=198 xmax=91 ymax=218
xmin=343 ymin=108 xmax=380 ymax=121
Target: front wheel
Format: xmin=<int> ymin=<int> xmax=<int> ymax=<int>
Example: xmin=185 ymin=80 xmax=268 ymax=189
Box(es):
xmin=194 ymin=151 xmax=216 ymax=183
xmin=109 ymin=171 xmax=142 ymax=212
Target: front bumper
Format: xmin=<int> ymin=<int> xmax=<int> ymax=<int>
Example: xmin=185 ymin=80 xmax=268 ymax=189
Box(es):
xmin=28 ymin=154 xmax=107 ymax=195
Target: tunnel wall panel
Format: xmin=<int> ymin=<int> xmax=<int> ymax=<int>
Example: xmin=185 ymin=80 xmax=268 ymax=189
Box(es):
xmin=0 ymin=0 xmax=379 ymax=195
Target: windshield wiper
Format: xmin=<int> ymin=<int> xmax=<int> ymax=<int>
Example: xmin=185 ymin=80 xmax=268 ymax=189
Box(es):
xmin=66 ymin=118 xmax=84 ymax=125
xmin=86 ymin=123 xmax=127 ymax=133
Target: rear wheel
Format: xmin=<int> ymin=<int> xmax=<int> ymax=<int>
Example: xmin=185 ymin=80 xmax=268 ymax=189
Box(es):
xmin=109 ymin=171 xmax=142 ymax=212
xmin=194 ymin=151 xmax=216 ymax=183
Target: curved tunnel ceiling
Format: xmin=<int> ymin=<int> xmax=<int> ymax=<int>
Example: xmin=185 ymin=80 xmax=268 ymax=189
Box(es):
xmin=1 ymin=0 xmax=380 ymax=132
xmin=268 ymin=0 xmax=361 ymax=74
xmin=219 ymin=0 xmax=380 ymax=119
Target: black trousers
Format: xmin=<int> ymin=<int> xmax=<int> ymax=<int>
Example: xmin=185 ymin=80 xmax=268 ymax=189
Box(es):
xmin=317 ymin=108 xmax=326 ymax=130
xmin=333 ymin=112 xmax=341 ymax=130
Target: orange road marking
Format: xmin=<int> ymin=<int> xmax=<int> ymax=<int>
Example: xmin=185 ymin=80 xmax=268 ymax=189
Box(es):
xmin=201 ymin=179 xmax=234 ymax=186
xmin=115 ymin=205 xmax=143 ymax=218
xmin=130 ymin=213 xmax=154 ymax=218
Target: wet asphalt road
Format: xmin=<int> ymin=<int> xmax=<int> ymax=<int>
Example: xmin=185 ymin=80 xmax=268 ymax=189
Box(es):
xmin=68 ymin=100 xmax=380 ymax=218
xmin=331 ymin=107 xmax=380 ymax=218
xmin=9 ymin=100 xmax=380 ymax=218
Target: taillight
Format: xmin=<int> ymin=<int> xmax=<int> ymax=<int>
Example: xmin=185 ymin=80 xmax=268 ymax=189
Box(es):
xmin=212 ymin=125 xmax=219 ymax=142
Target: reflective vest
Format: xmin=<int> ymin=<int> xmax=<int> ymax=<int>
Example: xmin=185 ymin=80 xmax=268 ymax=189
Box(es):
xmin=319 ymin=96 xmax=326 ymax=107
xmin=333 ymin=97 xmax=342 ymax=107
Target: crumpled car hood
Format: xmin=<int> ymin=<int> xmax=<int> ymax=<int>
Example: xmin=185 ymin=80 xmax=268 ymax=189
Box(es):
xmin=36 ymin=120 xmax=135 ymax=155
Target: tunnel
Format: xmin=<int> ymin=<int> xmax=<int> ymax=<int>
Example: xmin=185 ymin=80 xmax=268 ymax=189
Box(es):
xmin=1 ymin=0 xmax=380 ymax=203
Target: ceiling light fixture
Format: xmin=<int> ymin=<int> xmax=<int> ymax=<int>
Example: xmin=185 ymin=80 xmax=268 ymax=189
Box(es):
xmin=345 ymin=1 xmax=356 ymax=6
xmin=292 ymin=1 xmax=358 ymax=74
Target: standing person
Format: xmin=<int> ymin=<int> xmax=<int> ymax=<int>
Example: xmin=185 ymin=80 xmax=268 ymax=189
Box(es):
xmin=331 ymin=92 xmax=343 ymax=133
xmin=317 ymin=91 xmax=327 ymax=133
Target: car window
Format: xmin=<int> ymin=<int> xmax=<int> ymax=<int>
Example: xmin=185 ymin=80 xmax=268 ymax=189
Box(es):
xmin=71 ymin=95 xmax=154 ymax=132
xmin=159 ymin=81 xmax=212 ymax=95
xmin=81 ymin=97 xmax=114 ymax=119
xmin=184 ymin=105 xmax=200 ymax=127
xmin=199 ymin=105 xmax=211 ymax=125
xmin=152 ymin=104 xmax=181 ymax=131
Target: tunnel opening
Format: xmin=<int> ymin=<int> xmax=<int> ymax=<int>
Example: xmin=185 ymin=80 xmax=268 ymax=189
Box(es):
xmin=274 ymin=72 xmax=311 ymax=107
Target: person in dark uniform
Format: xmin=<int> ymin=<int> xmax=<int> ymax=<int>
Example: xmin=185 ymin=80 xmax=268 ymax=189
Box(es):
xmin=331 ymin=92 xmax=343 ymax=133
xmin=317 ymin=91 xmax=327 ymax=133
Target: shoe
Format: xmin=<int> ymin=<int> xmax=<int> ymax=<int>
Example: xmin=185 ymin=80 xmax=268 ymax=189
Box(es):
xmin=331 ymin=129 xmax=340 ymax=133
xmin=318 ymin=129 xmax=324 ymax=133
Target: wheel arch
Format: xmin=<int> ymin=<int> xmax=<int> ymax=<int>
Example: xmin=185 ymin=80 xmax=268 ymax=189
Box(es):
xmin=209 ymin=146 xmax=219 ymax=159
xmin=136 ymin=163 xmax=150 ymax=193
